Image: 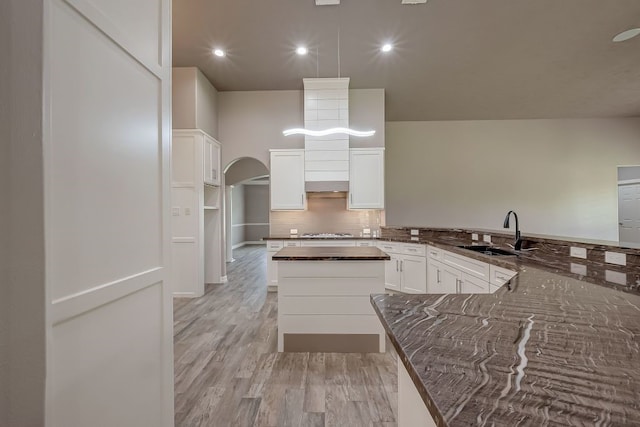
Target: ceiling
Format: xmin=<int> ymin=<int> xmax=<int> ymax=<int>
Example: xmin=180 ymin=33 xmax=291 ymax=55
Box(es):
xmin=173 ymin=0 xmax=640 ymax=121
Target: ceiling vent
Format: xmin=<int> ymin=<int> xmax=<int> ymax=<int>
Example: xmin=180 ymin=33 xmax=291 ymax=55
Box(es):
xmin=401 ymin=0 xmax=427 ymax=4
xmin=315 ymin=0 xmax=340 ymax=5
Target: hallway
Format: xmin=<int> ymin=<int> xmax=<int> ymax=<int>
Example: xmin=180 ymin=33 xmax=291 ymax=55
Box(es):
xmin=173 ymin=245 xmax=398 ymax=426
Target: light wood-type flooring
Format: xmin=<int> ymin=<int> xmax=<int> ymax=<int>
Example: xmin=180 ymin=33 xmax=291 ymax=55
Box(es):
xmin=174 ymin=245 xmax=398 ymax=427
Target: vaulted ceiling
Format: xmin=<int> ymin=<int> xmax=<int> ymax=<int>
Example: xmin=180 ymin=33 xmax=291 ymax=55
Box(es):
xmin=173 ymin=0 xmax=640 ymax=121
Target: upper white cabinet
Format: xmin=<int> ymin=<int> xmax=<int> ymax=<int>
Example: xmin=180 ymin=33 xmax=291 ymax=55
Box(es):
xmin=349 ymin=148 xmax=385 ymax=209
xmin=203 ymin=135 xmax=220 ymax=186
xmin=270 ymin=149 xmax=306 ymax=210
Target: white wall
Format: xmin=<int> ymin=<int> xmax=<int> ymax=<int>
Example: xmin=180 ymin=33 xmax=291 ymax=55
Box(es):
xmin=0 ymin=1 xmax=10 ymax=423
xmin=172 ymin=67 xmax=219 ymax=138
xmin=386 ymin=119 xmax=640 ymax=241
xmin=231 ymin=185 xmax=246 ymax=246
xmin=218 ymin=89 xmax=385 ymax=168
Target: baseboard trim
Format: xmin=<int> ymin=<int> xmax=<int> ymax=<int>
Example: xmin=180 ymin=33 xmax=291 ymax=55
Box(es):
xmin=233 ymin=241 xmax=267 ymax=249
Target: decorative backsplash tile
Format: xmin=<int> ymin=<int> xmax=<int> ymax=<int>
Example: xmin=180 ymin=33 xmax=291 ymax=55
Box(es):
xmin=270 ymin=195 xmax=384 ymax=236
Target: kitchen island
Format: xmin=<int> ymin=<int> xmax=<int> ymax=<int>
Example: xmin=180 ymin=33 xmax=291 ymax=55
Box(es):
xmin=273 ymin=246 xmax=390 ymax=353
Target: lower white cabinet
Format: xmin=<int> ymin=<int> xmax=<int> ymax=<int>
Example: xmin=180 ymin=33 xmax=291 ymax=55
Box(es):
xmin=378 ymin=242 xmax=427 ymax=294
xmin=427 ymin=246 xmax=516 ymax=294
xmin=427 ymin=258 xmax=459 ymax=294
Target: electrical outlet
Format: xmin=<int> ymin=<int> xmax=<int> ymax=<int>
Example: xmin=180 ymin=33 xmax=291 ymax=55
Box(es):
xmin=411 ymin=236 xmax=419 ymax=241
xmin=410 ymin=229 xmax=419 ymax=236
xmin=472 ymin=233 xmax=479 ymax=241
xmin=483 ymin=234 xmax=492 ymax=243
xmin=290 ymin=228 xmax=298 ymax=235
xmin=605 ymin=270 xmax=626 ymax=286
xmin=570 ymin=263 xmax=587 ymax=276
xmin=605 ymin=251 xmax=626 ymax=266
xmin=570 ymin=247 xmax=587 ymax=259
xmin=363 ymin=228 xmax=371 ymax=235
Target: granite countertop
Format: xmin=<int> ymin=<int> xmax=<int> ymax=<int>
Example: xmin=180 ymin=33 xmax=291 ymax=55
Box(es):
xmin=264 ymin=236 xmax=378 ymax=241
xmin=371 ymin=264 xmax=640 ymax=426
xmin=272 ymin=246 xmax=390 ymax=261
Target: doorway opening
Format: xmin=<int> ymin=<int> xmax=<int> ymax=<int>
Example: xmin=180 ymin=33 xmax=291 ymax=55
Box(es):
xmin=224 ymin=158 xmax=270 ymax=262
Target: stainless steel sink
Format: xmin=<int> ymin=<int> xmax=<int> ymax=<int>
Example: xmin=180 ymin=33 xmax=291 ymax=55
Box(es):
xmin=457 ymin=245 xmax=517 ymax=256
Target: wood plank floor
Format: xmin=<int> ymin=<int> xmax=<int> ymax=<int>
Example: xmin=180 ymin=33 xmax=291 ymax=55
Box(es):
xmin=174 ymin=245 xmax=398 ymax=427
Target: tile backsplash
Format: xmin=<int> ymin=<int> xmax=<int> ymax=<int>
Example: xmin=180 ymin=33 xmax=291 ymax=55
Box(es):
xmin=270 ymin=194 xmax=384 ymax=236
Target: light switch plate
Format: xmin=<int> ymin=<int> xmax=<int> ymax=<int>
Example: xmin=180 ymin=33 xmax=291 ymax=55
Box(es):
xmin=363 ymin=228 xmax=371 ymax=235
xmin=570 ymin=247 xmax=587 ymax=259
xmin=605 ymin=251 xmax=626 ymax=266
xmin=483 ymin=234 xmax=492 ymax=243
xmin=172 ymin=207 xmax=180 ymax=216
xmin=290 ymin=229 xmax=298 ymax=235
xmin=410 ymin=229 xmax=419 ymax=236
xmin=184 ymin=207 xmax=191 ymax=216
xmin=472 ymin=233 xmax=479 ymax=241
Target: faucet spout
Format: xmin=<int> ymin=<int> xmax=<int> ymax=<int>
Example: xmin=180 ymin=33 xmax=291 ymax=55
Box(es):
xmin=503 ymin=210 xmax=523 ymax=251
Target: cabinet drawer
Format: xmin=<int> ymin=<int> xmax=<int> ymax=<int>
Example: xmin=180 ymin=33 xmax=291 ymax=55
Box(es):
xmin=402 ymin=244 xmax=426 ymax=257
xmin=267 ymin=241 xmax=284 ymax=251
xmin=490 ymin=265 xmax=517 ymax=287
xmin=377 ymin=241 xmax=401 ymax=254
xmin=427 ymin=246 xmax=442 ymax=260
xmin=284 ymin=241 xmax=301 ymax=247
xmin=442 ymin=250 xmax=490 ymax=281
xmin=460 ymin=272 xmax=489 ymax=294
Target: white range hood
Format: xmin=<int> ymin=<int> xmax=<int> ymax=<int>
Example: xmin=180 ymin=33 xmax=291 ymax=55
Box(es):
xmin=303 ymin=78 xmax=350 ymax=192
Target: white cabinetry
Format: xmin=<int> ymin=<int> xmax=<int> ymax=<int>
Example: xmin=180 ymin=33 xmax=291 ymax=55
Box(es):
xmin=427 ymin=246 xmax=516 ymax=294
xmin=349 ymin=148 xmax=385 ymax=209
xmin=267 ymin=240 xmax=300 ymax=291
xmin=171 ymin=129 xmax=223 ymax=297
xmin=203 ymin=135 xmax=220 ymax=186
xmin=378 ymin=242 xmax=427 ymax=293
xmin=270 ymin=149 xmax=306 ymax=210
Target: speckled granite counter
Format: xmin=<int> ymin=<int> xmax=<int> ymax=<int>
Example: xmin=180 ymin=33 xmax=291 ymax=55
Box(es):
xmin=272 ymin=246 xmax=390 ymax=261
xmin=371 ymin=264 xmax=640 ymax=426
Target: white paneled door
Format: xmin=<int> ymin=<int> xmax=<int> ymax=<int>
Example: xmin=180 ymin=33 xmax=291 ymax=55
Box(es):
xmin=619 ymin=183 xmax=640 ymax=244
xmin=44 ymin=0 xmax=173 ymax=425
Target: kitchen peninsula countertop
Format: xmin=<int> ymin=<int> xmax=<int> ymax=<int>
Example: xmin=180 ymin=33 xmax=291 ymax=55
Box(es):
xmin=371 ymin=257 xmax=640 ymax=426
xmin=272 ymin=246 xmax=390 ymax=261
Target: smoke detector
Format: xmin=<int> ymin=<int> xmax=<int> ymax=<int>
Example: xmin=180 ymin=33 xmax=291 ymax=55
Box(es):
xmin=315 ymin=0 xmax=340 ymax=5
xmin=402 ymin=0 xmax=427 ymax=4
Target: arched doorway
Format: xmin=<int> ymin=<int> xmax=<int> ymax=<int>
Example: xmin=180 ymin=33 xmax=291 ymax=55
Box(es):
xmin=224 ymin=158 xmax=270 ymax=262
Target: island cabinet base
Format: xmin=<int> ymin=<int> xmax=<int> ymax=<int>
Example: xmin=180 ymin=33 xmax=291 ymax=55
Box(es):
xmin=277 ymin=260 xmax=386 ymax=353
xmin=398 ymin=361 xmax=438 ymax=427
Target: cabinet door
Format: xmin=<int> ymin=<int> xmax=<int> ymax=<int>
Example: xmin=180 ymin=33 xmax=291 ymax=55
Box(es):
xmin=401 ymin=255 xmax=427 ymax=294
xmin=427 ymin=259 xmax=459 ymax=294
xmin=270 ymin=150 xmax=306 ymax=210
xmin=348 ymin=148 xmax=384 ymax=209
xmin=385 ymin=254 xmax=402 ymax=292
xmin=203 ymin=138 xmax=213 ymax=184
xmin=460 ymin=273 xmax=489 ymax=294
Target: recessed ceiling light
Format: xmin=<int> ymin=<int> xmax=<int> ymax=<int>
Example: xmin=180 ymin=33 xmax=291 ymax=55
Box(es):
xmin=296 ymin=46 xmax=308 ymax=55
xmin=381 ymin=43 xmax=393 ymax=53
xmin=613 ymin=28 xmax=640 ymax=43
xmin=213 ymin=48 xmax=225 ymax=57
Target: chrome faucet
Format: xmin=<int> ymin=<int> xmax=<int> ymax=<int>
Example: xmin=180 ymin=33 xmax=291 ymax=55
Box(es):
xmin=503 ymin=210 xmax=523 ymax=251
